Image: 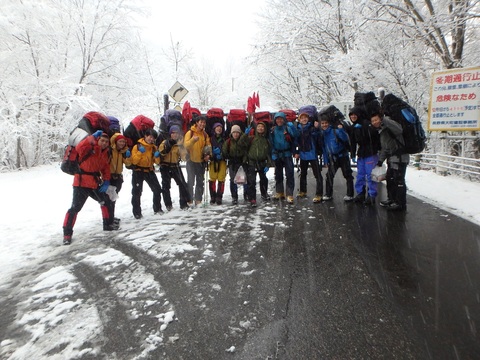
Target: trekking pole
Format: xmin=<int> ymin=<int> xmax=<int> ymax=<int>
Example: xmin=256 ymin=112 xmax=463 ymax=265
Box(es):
xmin=203 ymin=161 xmax=208 ymax=207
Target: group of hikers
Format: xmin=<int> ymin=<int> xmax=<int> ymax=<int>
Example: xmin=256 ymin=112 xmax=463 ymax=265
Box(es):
xmin=62 ymin=99 xmax=411 ymax=245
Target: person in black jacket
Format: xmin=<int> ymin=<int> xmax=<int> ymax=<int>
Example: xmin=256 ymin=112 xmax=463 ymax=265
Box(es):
xmin=349 ymin=107 xmax=381 ymax=205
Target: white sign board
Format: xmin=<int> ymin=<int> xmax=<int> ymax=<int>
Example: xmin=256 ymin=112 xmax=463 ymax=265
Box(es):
xmin=428 ymin=66 xmax=480 ymax=131
xmin=168 ymin=81 xmax=188 ymax=102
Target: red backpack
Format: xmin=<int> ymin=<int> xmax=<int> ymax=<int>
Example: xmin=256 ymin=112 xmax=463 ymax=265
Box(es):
xmin=279 ymin=109 xmax=297 ymax=122
xmin=226 ymin=109 xmax=247 ymax=134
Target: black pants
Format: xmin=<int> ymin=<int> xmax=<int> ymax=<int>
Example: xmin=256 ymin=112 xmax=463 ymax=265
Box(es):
xmin=299 ymin=158 xmax=323 ymax=196
xmin=160 ymin=165 xmax=191 ymax=208
xmin=325 ymin=155 xmax=354 ymax=197
xmin=246 ymin=163 xmax=268 ymax=201
xmin=131 ymin=171 xmax=162 ymax=216
xmin=109 ymin=174 xmax=124 ymax=221
xmin=187 ymin=161 xmax=206 ymax=202
xmin=386 ymin=161 xmax=408 ymax=206
xmin=63 ymin=186 xmax=112 ymax=236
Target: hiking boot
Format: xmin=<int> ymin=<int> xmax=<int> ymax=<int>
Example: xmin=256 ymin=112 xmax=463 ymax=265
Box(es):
xmin=353 ymin=193 xmax=366 ymax=203
xmin=343 ymin=195 xmax=354 ymax=202
xmin=216 ymin=199 xmax=222 ymax=205
xmin=232 ymin=198 xmax=238 ymax=205
xmin=261 ymin=195 xmax=271 ymax=202
xmin=166 ymin=206 xmax=173 ymax=211
xmin=322 ymin=195 xmax=333 ymax=201
xmin=386 ymin=202 xmax=406 ymax=211
xmin=134 ymin=214 xmax=142 ymax=219
xmin=103 ymin=223 xmax=119 ymax=231
xmin=364 ymin=196 xmax=375 ymax=206
xmin=210 ymin=198 xmax=216 ymax=205
xmin=286 ymin=196 xmax=294 ymax=204
xmin=195 ymin=200 xmax=202 ymax=206
xmin=63 ymin=235 xmax=72 ymax=245
xmin=380 ymin=199 xmax=394 ymax=207
xmin=154 ymin=210 xmax=164 ymax=215
xmin=297 ymin=192 xmax=307 ymax=198
xmin=273 ymin=192 xmax=285 ymax=200
xmin=250 ymin=200 xmax=257 ymax=207
xmin=113 ymin=217 xmax=121 ymax=225
xmin=313 ymin=195 xmax=322 ymax=203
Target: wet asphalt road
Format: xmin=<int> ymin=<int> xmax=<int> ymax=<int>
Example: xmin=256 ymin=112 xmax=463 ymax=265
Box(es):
xmin=155 ymin=176 xmax=480 ymax=359
xmin=1 ymin=171 xmax=479 ymax=359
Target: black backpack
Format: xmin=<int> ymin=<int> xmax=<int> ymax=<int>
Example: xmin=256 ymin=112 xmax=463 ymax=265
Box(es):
xmin=354 ymin=91 xmax=381 ymax=117
xmin=381 ymin=94 xmax=426 ymax=154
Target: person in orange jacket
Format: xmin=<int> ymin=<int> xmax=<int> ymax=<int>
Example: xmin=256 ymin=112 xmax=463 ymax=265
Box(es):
xmin=109 ymin=133 xmax=131 ymax=224
xmin=62 ymin=131 xmax=115 ymax=245
xmin=130 ymin=129 xmax=163 ymax=219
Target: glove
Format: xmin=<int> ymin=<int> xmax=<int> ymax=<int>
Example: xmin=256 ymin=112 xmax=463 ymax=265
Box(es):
xmin=245 ymin=126 xmax=252 ymax=134
xmin=351 ymin=157 xmax=357 ymax=164
xmin=377 ymin=161 xmax=383 ymax=167
xmin=264 ymin=167 xmax=269 ymax=174
xmin=125 ymin=150 xmax=131 ymax=158
xmin=92 ymin=130 xmax=103 ymax=139
xmin=138 ymin=145 xmax=146 ymax=153
xmin=213 ymin=147 xmax=221 ymax=156
xmin=99 ymin=180 xmax=110 ymax=193
xmin=154 ymin=151 xmax=160 ymax=158
xmin=354 ymin=123 xmax=362 ymax=128
xmin=271 ymin=152 xmax=278 ymax=161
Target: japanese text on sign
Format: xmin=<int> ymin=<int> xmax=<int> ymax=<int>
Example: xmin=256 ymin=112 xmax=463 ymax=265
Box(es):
xmin=428 ymin=66 xmax=480 ymax=131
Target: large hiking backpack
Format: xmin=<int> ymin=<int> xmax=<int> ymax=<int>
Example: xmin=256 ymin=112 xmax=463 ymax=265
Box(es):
xmin=279 ymin=109 xmax=297 ymax=122
xmin=61 ymin=112 xmax=108 ymax=175
xmin=160 ymin=109 xmax=184 ymax=134
xmin=318 ymin=105 xmax=346 ymax=127
xmin=298 ymin=105 xmax=318 ymax=123
xmin=226 ymin=109 xmax=247 ymax=134
xmin=60 ymin=145 xmax=95 ymax=175
xmin=354 ymin=91 xmax=381 ymax=117
xmin=381 ymin=94 xmax=426 ymax=154
xmin=124 ymin=115 xmax=155 ymax=148
xmin=206 ymin=107 xmax=225 ymax=136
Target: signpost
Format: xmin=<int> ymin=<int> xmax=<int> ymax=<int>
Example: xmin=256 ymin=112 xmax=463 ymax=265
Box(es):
xmin=428 ymin=66 xmax=480 ymax=132
xmin=168 ymin=81 xmax=188 ymax=103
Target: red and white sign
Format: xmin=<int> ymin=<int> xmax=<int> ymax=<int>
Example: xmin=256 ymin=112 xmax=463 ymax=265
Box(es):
xmin=428 ymin=66 xmax=480 ymax=131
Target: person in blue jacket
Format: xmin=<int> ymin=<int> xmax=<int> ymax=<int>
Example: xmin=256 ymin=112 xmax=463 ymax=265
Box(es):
xmin=294 ymin=112 xmax=323 ymax=203
xmin=320 ymin=116 xmax=354 ymax=201
xmin=270 ymin=112 xmax=298 ymax=204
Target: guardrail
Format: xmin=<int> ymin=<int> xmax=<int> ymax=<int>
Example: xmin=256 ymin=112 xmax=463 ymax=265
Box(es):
xmin=411 ymin=153 xmax=480 ymax=181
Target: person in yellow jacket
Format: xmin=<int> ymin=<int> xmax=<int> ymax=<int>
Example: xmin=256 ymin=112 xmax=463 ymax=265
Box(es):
xmin=109 ymin=133 xmax=132 ymax=224
xmin=184 ymin=115 xmax=212 ymax=205
xmin=159 ymin=125 xmax=192 ymax=210
xmin=130 ymin=129 xmax=163 ymax=219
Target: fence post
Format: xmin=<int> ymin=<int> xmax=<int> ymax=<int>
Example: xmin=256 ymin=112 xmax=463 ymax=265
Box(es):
xmin=413 ymin=154 xmax=422 ymax=170
xmin=436 ymin=154 xmax=447 ymax=176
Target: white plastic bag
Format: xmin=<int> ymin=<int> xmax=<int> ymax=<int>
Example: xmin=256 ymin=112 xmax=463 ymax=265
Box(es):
xmin=106 ymin=185 xmax=119 ymax=201
xmin=234 ymin=166 xmax=247 ymax=185
xmin=371 ymin=164 xmax=387 ymax=182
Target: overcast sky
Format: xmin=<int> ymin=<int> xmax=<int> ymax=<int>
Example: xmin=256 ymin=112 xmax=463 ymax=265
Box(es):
xmin=144 ymin=0 xmax=265 ymax=66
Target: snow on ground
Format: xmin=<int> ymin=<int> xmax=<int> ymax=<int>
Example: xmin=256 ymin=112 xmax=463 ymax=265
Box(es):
xmin=0 ymin=164 xmax=479 ymax=358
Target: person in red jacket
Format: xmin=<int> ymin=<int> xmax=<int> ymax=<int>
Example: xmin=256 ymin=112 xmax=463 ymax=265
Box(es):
xmin=62 ymin=131 xmax=116 ymax=245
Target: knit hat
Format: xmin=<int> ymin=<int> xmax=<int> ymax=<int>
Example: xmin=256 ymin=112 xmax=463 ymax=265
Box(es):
xmin=115 ymin=134 xmax=127 ymax=143
xmin=169 ymin=125 xmax=180 ymax=134
xmin=274 ymin=112 xmax=286 ymax=120
xmin=231 ymin=125 xmax=242 ymax=134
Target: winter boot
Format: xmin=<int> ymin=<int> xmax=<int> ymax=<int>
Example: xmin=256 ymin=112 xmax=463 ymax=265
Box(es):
xmin=209 ymin=181 xmax=216 ymax=205
xmin=216 ymin=181 xmax=225 ymax=205
xmin=353 ymin=191 xmax=366 ymax=203
xmin=63 ymin=235 xmax=72 ymax=245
